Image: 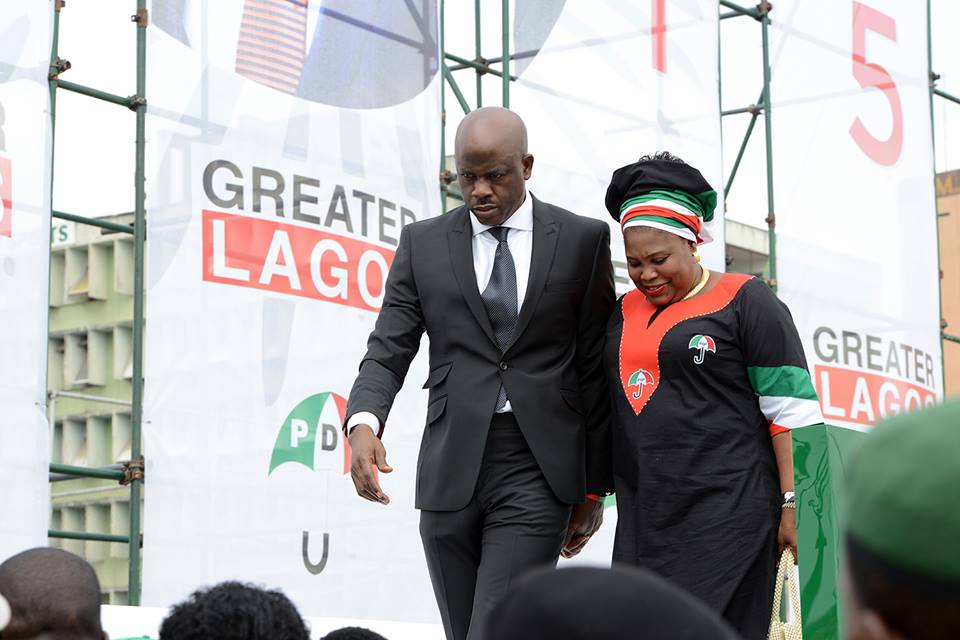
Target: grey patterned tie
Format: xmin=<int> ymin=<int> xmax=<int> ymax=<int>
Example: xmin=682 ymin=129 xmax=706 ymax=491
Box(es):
xmin=481 ymin=227 xmax=518 ymax=411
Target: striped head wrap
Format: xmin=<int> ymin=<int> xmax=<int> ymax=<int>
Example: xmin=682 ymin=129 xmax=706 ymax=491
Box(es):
xmin=605 ymin=158 xmax=717 ymax=244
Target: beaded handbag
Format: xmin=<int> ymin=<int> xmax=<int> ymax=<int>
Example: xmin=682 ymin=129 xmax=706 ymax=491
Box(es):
xmin=768 ymin=550 xmax=803 ymax=640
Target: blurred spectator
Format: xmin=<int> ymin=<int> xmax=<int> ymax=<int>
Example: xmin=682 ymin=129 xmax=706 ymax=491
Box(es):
xmin=0 ymin=592 xmax=11 ymax=634
xmin=321 ymin=627 xmax=388 ymax=640
xmin=158 ymin=581 xmax=309 ymax=640
xmin=0 ymin=547 xmax=107 ymax=640
xmin=483 ymin=565 xmax=741 ymax=639
xmin=843 ymin=400 xmax=960 ymax=640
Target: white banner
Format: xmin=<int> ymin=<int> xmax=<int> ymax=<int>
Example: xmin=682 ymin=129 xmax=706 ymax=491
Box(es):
xmin=511 ymin=0 xmax=726 ymax=283
xmin=0 ymin=1 xmax=53 ymax=560
xmin=771 ymin=0 xmax=943 ymax=428
xmin=142 ymin=1 xmax=442 ymax=622
xmin=507 ymin=0 xmax=723 ymax=568
xmin=102 ymin=604 xmax=443 ymax=640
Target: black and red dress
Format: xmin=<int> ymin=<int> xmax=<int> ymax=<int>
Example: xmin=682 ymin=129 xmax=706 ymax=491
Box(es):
xmin=604 ymin=273 xmax=822 ymax=639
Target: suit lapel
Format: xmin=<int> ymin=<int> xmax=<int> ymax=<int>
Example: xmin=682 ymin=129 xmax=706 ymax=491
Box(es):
xmin=448 ymin=207 xmax=498 ymax=347
xmin=506 ymin=196 xmax=558 ymax=353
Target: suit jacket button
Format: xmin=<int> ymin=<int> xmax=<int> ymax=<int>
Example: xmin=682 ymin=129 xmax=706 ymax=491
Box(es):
xmin=499 ymin=362 xmax=508 ymax=371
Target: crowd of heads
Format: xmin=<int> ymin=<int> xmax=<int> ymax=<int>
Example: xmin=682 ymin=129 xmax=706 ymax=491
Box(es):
xmin=0 ymin=547 xmax=107 ymax=640
xmin=0 ymin=553 xmax=384 ymax=640
xmin=2 ymin=400 xmax=959 ymax=640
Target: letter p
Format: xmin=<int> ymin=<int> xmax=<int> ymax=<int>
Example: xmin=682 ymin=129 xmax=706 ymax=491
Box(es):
xmin=290 ymin=418 xmax=310 ymax=448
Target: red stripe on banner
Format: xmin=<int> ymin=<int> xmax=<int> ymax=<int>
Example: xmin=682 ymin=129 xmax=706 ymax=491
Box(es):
xmin=0 ymin=157 xmax=11 ymax=238
xmin=814 ymin=365 xmax=937 ymax=427
xmin=236 ymin=51 xmax=304 ymax=74
xmin=237 ymin=32 xmax=305 ymax=58
xmin=247 ymin=0 xmax=307 ymax=20
xmin=237 ymin=43 xmax=303 ymax=72
xmin=239 ymin=23 xmax=305 ymax=50
xmin=243 ymin=6 xmax=310 ymax=33
xmin=652 ymin=0 xmax=666 ymax=73
xmin=202 ymin=210 xmax=395 ymax=313
xmin=243 ymin=15 xmax=307 ymax=42
xmin=235 ymin=38 xmax=306 ymax=65
xmin=237 ymin=55 xmax=300 ymax=86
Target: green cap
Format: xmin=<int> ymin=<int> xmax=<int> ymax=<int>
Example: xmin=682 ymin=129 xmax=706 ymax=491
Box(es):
xmin=846 ymin=400 xmax=960 ymax=581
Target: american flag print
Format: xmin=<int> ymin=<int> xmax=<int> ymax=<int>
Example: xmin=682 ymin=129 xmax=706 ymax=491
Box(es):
xmin=235 ymin=0 xmax=308 ymax=94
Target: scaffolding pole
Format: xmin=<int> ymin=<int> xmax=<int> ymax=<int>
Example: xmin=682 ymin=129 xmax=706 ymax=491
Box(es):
xmin=501 ymin=0 xmax=510 ymax=107
xmin=475 ymin=0 xmax=483 ymax=108
xmin=928 ymin=0 xmax=950 ymax=393
xmin=45 ymin=0 xmax=146 ymax=606
xmin=723 ymin=92 xmax=764 ymax=199
xmin=129 ymin=0 xmax=148 ymax=606
xmin=759 ymin=3 xmax=777 ymax=290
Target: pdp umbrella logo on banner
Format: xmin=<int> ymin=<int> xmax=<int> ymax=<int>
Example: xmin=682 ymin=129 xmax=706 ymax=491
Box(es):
xmin=267 ymin=392 xmax=350 ymax=576
xmin=268 ymin=392 xmax=350 ymax=476
xmin=688 ymin=334 xmax=717 ymax=365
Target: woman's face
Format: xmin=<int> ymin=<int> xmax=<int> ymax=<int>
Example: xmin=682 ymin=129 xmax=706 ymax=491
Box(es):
xmin=624 ymin=227 xmax=699 ymax=307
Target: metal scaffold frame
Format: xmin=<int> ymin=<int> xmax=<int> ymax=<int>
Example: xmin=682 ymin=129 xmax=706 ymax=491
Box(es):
xmin=46 ymin=0 xmax=146 ymax=605
xmin=40 ymin=0 xmax=957 ymax=608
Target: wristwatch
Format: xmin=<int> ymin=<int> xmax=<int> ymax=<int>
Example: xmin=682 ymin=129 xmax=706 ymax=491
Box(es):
xmin=782 ymin=491 xmax=796 ymax=509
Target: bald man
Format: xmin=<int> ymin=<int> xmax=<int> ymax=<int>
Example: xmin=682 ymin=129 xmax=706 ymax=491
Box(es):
xmin=0 ymin=547 xmax=108 ymax=640
xmin=345 ymin=108 xmax=614 ymax=640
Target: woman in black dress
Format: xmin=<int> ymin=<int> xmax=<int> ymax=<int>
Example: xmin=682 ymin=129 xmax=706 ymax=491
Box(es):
xmin=601 ymin=153 xmax=823 ymax=639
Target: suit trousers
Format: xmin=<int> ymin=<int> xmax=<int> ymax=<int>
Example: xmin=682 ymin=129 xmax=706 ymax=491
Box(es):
xmin=419 ymin=413 xmax=571 ymax=640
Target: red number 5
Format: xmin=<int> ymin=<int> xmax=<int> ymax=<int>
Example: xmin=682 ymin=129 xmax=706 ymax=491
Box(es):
xmin=849 ymin=2 xmax=902 ymax=166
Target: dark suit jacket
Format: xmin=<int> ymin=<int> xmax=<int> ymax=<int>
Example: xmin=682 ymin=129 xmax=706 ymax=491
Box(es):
xmin=346 ymin=196 xmax=615 ymax=511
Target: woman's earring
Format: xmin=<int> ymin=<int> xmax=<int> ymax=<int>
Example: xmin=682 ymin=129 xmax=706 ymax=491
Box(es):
xmin=693 ymin=252 xmax=701 ymax=264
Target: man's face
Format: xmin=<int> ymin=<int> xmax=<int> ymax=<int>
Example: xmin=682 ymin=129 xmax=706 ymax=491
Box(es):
xmin=455 ymin=140 xmax=533 ymax=227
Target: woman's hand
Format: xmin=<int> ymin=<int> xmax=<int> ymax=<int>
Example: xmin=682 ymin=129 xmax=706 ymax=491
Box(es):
xmin=561 ymin=500 xmax=604 ymax=558
xmin=778 ymin=507 xmax=797 ymax=563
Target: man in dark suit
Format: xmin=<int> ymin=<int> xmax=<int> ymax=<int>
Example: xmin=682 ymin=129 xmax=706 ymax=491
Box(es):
xmin=345 ymin=107 xmax=614 ymax=640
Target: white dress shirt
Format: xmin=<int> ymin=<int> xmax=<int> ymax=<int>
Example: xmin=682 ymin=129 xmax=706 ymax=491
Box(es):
xmin=347 ymin=193 xmax=534 ymax=436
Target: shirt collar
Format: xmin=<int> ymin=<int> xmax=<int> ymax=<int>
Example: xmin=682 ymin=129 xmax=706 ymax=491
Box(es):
xmin=470 ymin=192 xmax=534 ymax=237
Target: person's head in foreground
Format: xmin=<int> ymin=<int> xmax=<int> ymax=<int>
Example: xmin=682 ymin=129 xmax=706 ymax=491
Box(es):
xmin=483 ymin=565 xmax=741 ymax=639
xmin=321 ymin=627 xmax=387 ymax=640
xmin=158 ymin=581 xmax=309 ymax=640
xmin=0 ymin=547 xmax=107 ymax=640
xmin=605 ymin=152 xmax=716 ymax=307
xmin=843 ymin=400 xmax=960 ymax=640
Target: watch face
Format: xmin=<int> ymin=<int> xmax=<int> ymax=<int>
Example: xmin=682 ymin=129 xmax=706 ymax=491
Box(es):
xmin=783 ymin=491 xmax=796 ymax=502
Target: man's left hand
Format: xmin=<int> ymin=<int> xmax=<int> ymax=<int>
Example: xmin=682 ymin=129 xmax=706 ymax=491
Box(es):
xmin=561 ymin=499 xmax=604 ymax=558
xmin=778 ymin=507 xmax=798 ymax=564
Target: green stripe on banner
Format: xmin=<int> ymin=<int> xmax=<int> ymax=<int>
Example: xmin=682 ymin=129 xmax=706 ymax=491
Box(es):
xmin=748 ymin=365 xmax=818 ymax=400
xmin=621 ymin=215 xmax=690 ymax=230
xmin=619 ymin=189 xmax=705 ymax=216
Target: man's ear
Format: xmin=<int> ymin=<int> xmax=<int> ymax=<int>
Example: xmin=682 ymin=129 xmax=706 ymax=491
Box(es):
xmin=522 ymin=154 xmax=534 ymax=180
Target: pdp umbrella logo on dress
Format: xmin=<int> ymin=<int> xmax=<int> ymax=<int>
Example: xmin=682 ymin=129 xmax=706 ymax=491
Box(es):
xmin=627 ymin=368 xmax=655 ymax=400
xmin=688 ymin=334 xmax=717 ymax=365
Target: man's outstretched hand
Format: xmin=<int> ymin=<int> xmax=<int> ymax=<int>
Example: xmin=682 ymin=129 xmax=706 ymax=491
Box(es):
xmin=561 ymin=498 xmax=604 ymax=558
xmin=348 ymin=425 xmax=393 ymax=505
